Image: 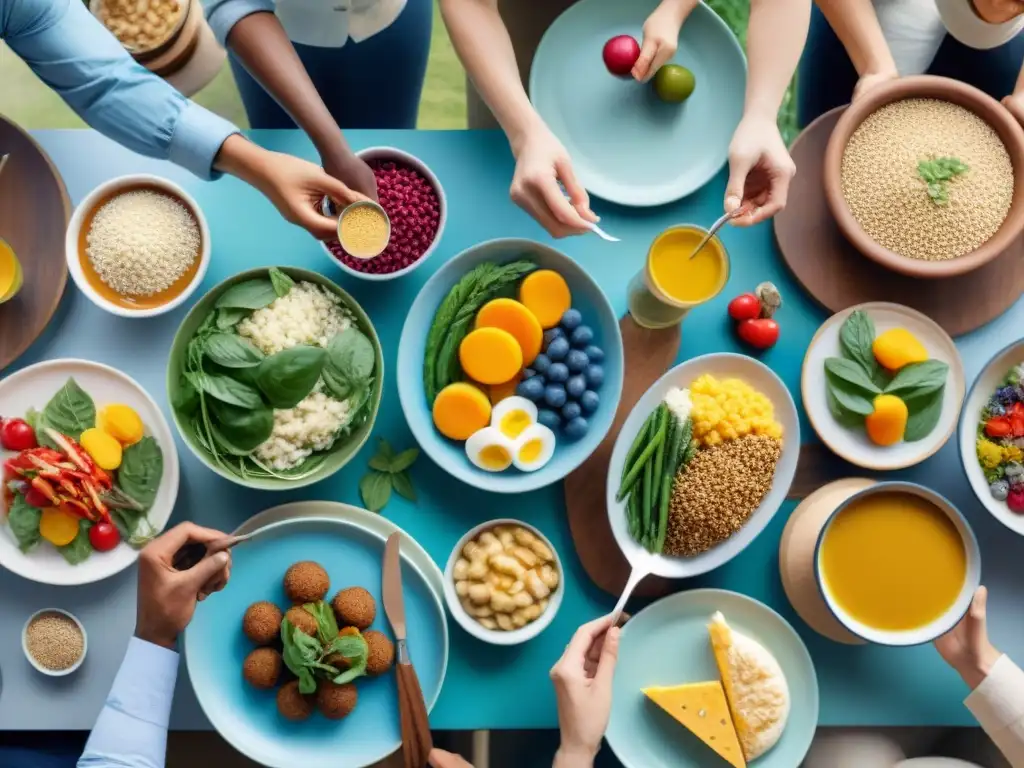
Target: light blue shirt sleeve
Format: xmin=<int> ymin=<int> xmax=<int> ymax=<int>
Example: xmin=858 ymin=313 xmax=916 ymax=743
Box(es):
xmin=203 ymin=0 xmax=274 ymax=47
xmin=78 ymin=638 xmax=179 ymax=768
xmin=1 ymin=0 xmax=239 ymax=179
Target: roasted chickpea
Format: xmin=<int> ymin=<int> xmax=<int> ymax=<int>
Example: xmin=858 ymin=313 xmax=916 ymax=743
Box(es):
xmin=453 ymin=558 xmax=470 ymax=581
xmin=496 ymin=613 xmax=514 ymax=631
xmin=455 ymin=580 xmax=470 ymax=598
xmin=468 ymin=583 xmax=491 ymax=605
xmin=490 ymin=590 xmax=516 ymax=614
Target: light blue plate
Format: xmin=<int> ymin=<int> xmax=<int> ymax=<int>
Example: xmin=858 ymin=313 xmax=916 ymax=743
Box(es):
xmin=397 ymin=238 xmax=624 ymax=493
xmin=530 ymin=0 xmax=747 ymax=207
xmin=607 ymin=589 xmax=818 ymax=768
xmin=184 ymin=517 xmax=449 ymax=768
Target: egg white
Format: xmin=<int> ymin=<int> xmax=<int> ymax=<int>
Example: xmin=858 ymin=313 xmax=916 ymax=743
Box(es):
xmin=511 ymin=423 xmax=557 ymax=472
xmin=465 ymin=426 xmax=516 ymax=472
xmin=491 ymin=395 xmax=538 ymax=439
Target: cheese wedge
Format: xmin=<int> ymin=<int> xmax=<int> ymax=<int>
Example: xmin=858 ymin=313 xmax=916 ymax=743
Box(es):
xmin=643 ymin=681 xmax=746 ymax=768
xmin=708 ymin=612 xmax=791 ymax=761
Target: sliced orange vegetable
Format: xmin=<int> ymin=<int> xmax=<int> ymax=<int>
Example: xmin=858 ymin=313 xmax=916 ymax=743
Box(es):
xmin=433 ymin=383 xmax=492 ymax=441
xmin=475 ymin=299 xmax=543 ymax=365
xmin=98 ymin=404 xmax=144 ymax=445
xmin=80 ymin=428 xmax=123 ymax=471
xmin=39 ymin=507 xmax=80 ymax=547
xmin=517 ymin=270 xmax=571 ymax=329
xmin=459 ymin=327 xmax=523 ymax=385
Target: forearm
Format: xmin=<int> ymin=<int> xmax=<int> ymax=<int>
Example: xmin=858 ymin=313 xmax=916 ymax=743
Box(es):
xmin=1013 ymin=60 xmax=1024 ymax=97
xmin=815 ymin=0 xmax=896 ymax=78
xmin=964 ymin=654 xmax=1024 ymax=767
xmin=743 ymin=0 xmax=811 ymax=120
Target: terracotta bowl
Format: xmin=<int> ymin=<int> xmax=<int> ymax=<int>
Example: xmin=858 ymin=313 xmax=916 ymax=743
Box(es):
xmin=823 ymin=76 xmax=1024 ymax=279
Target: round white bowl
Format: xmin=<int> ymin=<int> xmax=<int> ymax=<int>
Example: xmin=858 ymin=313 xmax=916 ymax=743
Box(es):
xmin=443 ymin=519 xmax=564 ymax=646
xmin=22 ymin=608 xmax=87 ymax=676
xmin=320 ymin=147 xmax=447 ymax=282
xmin=66 ymin=173 xmax=211 ymax=318
xmin=814 ymin=481 xmax=981 ymax=646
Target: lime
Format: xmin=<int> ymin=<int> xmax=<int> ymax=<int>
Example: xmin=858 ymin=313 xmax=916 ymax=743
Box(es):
xmin=653 ymin=64 xmax=696 ymax=103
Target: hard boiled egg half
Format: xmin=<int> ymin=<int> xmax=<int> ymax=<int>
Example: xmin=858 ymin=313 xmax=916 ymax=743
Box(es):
xmin=465 ymin=395 xmax=556 ymax=472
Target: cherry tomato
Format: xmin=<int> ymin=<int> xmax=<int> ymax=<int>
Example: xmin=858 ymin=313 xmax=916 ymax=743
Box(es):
xmin=986 ymin=417 xmax=1012 ymax=438
xmin=727 ymin=293 xmax=761 ymax=322
xmin=0 ymin=418 xmax=37 ymax=452
xmin=737 ymin=318 xmax=780 ymax=349
xmin=89 ymin=522 xmax=121 ymax=552
xmin=23 ymin=488 xmax=51 ymax=508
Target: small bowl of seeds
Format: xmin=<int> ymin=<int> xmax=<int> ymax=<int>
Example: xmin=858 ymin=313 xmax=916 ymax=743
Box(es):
xmin=338 ymin=201 xmax=392 ymax=260
xmin=23 ymin=608 xmax=87 ymax=676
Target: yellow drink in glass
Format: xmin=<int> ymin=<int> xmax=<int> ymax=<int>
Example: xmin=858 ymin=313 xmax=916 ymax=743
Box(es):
xmin=0 ymin=237 xmax=23 ymax=304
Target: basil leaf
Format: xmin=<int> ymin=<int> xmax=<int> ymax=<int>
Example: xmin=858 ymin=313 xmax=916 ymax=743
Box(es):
xmin=331 ymin=635 xmax=369 ymax=685
xmin=824 ymin=358 xmax=882 ymax=395
xmin=839 ymin=311 xmax=883 ymax=382
xmin=392 ymin=470 xmax=417 ymax=502
xmin=7 ymin=495 xmax=41 ymax=553
xmin=826 ymin=388 xmax=866 ymax=429
xmin=884 ymin=360 xmax=949 ymax=399
xmin=216 ymin=308 xmax=249 ymax=330
xmin=328 ymin=328 xmax=375 ymax=383
xmin=297 ymin=668 xmax=317 ymax=694
xmin=826 ymin=380 xmax=875 ymax=416
xmin=58 ymin=521 xmax=93 ymax=565
xmin=209 ymin=400 xmax=274 ymax=452
xmin=204 ymin=333 xmax=264 ymax=369
xmin=186 ymin=371 xmax=263 ymax=410
xmin=40 ymin=377 xmax=96 ymax=442
xmin=904 ymin=387 xmax=945 ymax=442
xmin=376 ymin=438 xmax=395 ymax=461
xmin=215 ymin=279 xmax=277 ymax=310
xmin=368 ymin=456 xmax=392 ymax=472
xmin=390 ymin=448 xmax=419 ymax=473
xmin=305 ymin=601 xmax=339 ymax=645
xmin=321 ymin=365 xmax=354 ymax=401
xmin=117 ymin=437 xmax=163 ymax=510
xmin=24 ymin=408 xmax=39 ymax=431
xmin=269 ymin=267 xmax=295 ymax=298
xmin=256 ymin=346 xmax=326 ymax=409
xmin=172 ymin=375 xmax=200 ymax=416
xmin=327 ymin=635 xmax=367 ymax=657
xmin=359 ymin=470 xmax=392 ymax=512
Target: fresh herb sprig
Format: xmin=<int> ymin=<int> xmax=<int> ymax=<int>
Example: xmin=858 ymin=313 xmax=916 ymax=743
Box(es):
xmin=359 ymin=438 xmax=419 ymax=512
xmin=917 ymin=156 xmax=969 ymax=206
xmin=280 ymin=603 xmax=369 ymax=694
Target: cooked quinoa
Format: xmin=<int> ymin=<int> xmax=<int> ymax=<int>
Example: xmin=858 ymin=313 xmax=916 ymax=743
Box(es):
xmin=25 ymin=612 xmax=84 ymax=671
xmin=664 ymin=435 xmax=781 ymax=557
xmin=841 ymin=98 xmax=1013 ymax=262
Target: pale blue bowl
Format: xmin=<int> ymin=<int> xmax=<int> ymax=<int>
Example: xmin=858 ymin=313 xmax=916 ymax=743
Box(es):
xmin=397 ymin=238 xmax=624 ymax=493
xmin=184 ymin=517 xmax=448 ymax=768
xmin=530 ymin=0 xmax=747 ymax=207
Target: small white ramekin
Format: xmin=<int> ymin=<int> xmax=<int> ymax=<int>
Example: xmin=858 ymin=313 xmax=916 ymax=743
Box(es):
xmin=23 ymin=608 xmax=88 ymax=676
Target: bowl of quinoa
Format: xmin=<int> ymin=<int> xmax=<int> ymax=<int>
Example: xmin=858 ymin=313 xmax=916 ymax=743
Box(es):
xmin=22 ymin=608 xmax=87 ymax=676
xmin=824 ymin=76 xmax=1024 ymax=279
xmin=166 ymin=267 xmax=383 ymax=490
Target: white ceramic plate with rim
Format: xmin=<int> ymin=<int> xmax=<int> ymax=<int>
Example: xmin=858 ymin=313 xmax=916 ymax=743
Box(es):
xmin=802 ymin=302 xmax=965 ymax=471
xmin=605 ymin=353 xmax=800 ymax=579
xmin=959 ymin=338 xmax=1024 ymax=536
xmin=0 ymin=359 xmax=178 ymax=585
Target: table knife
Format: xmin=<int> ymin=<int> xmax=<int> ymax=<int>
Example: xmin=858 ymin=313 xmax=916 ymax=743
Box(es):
xmin=383 ymin=533 xmax=433 ymax=768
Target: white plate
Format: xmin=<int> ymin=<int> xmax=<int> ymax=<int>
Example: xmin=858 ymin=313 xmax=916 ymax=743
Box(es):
xmin=0 ymin=359 xmax=178 ymax=585
xmin=959 ymin=339 xmax=1024 ymax=536
xmin=802 ymin=303 xmax=965 ymax=471
xmin=605 ymin=353 xmax=800 ymax=579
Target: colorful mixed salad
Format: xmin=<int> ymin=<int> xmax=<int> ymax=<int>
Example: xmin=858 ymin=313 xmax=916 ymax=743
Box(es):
xmin=976 ymin=363 xmax=1024 ymax=512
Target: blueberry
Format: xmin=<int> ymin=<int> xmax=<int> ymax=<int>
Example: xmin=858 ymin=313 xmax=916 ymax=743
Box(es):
xmin=547 ymin=362 xmax=570 ymax=383
xmin=537 ymin=408 xmax=561 ymax=430
xmin=564 ymin=416 xmax=589 ymax=440
xmin=544 ymin=384 xmax=568 ymax=409
xmin=560 ymin=308 xmax=583 ymax=331
xmin=584 ymin=345 xmax=604 ymax=363
xmin=566 ymin=374 xmax=587 ymax=399
xmin=570 ymin=325 xmax=594 ymax=348
xmin=543 ymin=327 xmax=566 ymax=347
xmin=565 ymin=349 xmax=589 ymax=373
xmin=523 ymin=367 xmax=537 ymax=379
xmin=517 ymin=377 xmax=545 ymax=402
xmin=584 ymin=364 xmax=604 ymax=389
xmin=532 ymin=353 xmax=552 ymax=375
xmin=562 ymin=401 xmax=582 ymax=421
xmin=580 ymin=390 xmax=600 ymax=413
xmin=546 ymin=337 xmax=570 ymax=361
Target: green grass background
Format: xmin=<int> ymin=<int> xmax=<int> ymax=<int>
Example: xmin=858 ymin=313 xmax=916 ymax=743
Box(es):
xmin=0 ymin=0 xmax=795 ymax=139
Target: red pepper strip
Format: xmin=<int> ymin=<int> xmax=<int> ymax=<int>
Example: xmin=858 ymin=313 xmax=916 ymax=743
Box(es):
xmin=46 ymin=431 xmax=111 ymax=486
xmin=986 ymin=417 xmax=1012 ymax=438
xmin=36 ymin=470 xmax=80 ymax=499
xmin=81 ymin=479 xmax=111 ymax=521
xmin=29 ymin=476 xmax=60 ymax=505
xmin=59 ymin=497 xmax=95 ymax=521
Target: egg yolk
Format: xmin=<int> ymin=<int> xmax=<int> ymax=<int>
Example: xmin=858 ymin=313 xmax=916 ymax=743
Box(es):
xmin=499 ymin=409 xmax=532 ymax=439
xmin=519 ymin=438 xmax=545 ymax=464
xmin=479 ymin=444 xmax=512 ymax=470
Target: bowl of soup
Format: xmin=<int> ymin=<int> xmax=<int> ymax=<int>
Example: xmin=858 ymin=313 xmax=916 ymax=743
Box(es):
xmin=814 ymin=481 xmax=980 ymax=646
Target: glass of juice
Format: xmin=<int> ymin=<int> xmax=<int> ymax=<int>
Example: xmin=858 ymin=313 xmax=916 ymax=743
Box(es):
xmin=0 ymin=237 xmax=23 ymax=305
xmin=627 ymin=225 xmax=730 ymax=329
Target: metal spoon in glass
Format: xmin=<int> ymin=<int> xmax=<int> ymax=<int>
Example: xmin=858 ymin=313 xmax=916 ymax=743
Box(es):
xmin=687 ymin=204 xmax=751 ymax=260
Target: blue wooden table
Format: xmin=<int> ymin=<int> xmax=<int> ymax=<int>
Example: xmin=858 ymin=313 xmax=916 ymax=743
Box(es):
xmin=2 ymin=128 xmax=1024 ymax=733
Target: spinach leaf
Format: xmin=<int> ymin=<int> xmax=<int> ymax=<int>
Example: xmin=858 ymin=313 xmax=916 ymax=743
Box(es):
xmin=269 ymin=267 xmax=295 ymax=298
xmin=7 ymin=495 xmax=41 ymax=552
xmin=117 ymin=437 xmax=163 ymax=510
xmin=280 ymin=619 xmax=323 ymax=694
xmin=328 ymin=328 xmax=375 ymax=383
xmin=839 ymin=311 xmax=884 ymax=385
xmin=110 ymin=506 xmax=146 ymax=539
xmin=216 ymin=308 xmax=249 ymax=330
xmin=172 ymin=375 xmax=200 ymax=416
xmin=40 ymin=378 xmax=96 ymax=442
xmin=321 ymin=365 xmax=354 ymax=401
xmin=826 ymin=379 xmax=875 ymax=416
xmin=209 ymin=400 xmax=274 ymax=452
xmin=359 ymin=470 xmax=392 ymax=512
xmin=256 ymin=346 xmax=326 ymax=409
xmin=24 ymin=408 xmax=39 ymax=431
xmin=59 ymin=521 xmax=93 ymax=565
xmin=304 ymin=601 xmax=339 ymax=646
xmin=214 ymin=279 xmax=277 ymax=310
xmin=186 ymin=371 xmax=264 ymax=409
xmin=204 ymin=333 xmax=264 ymax=369
xmin=330 ymin=634 xmax=369 ymax=684
xmin=884 ymin=360 xmax=950 ymax=399
xmin=826 ymin=388 xmax=866 ymax=429
xmin=824 ymin=358 xmax=882 ymax=395
xmin=904 ymin=387 xmax=945 ymax=442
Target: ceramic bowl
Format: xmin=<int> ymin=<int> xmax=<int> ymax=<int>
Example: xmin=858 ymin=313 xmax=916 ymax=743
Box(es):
xmin=66 ymin=173 xmax=211 ymax=318
xmin=166 ymin=267 xmax=383 ymax=490
xmin=22 ymin=608 xmax=87 ymax=676
xmin=824 ymin=76 xmax=1024 ymax=279
xmin=397 ymin=238 xmax=623 ymax=493
xmin=814 ymin=481 xmax=981 ymax=646
xmin=802 ymin=302 xmax=965 ymax=471
xmin=443 ymin=519 xmax=564 ymax=646
xmin=959 ymin=338 xmax=1024 ymax=536
xmin=320 ymin=147 xmax=447 ymax=282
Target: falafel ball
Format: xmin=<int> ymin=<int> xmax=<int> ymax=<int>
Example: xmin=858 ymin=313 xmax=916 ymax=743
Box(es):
xmin=276 ymin=680 xmax=314 ymax=721
xmin=332 ymin=587 xmax=376 ymax=630
xmin=316 ymin=681 xmax=358 ymax=720
xmin=364 ymin=630 xmax=395 ymax=676
xmin=243 ymin=647 xmax=282 ymax=689
xmin=284 ymin=605 xmax=319 ymax=637
xmin=242 ymin=601 xmax=283 ymax=645
xmin=284 ymin=561 xmax=330 ymax=604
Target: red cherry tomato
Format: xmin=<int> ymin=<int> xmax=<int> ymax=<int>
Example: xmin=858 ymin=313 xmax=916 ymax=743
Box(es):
xmin=89 ymin=522 xmax=121 ymax=552
xmin=737 ymin=318 xmax=780 ymax=349
xmin=986 ymin=417 xmax=1012 ymax=438
xmin=0 ymin=418 xmax=37 ymax=452
xmin=24 ymin=488 xmax=51 ymax=508
xmin=727 ymin=293 xmax=761 ymax=322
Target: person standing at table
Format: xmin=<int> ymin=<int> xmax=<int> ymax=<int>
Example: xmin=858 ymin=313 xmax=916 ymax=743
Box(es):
xmin=201 ymin=0 xmax=433 ymax=200
xmin=797 ymin=0 xmax=1024 ymax=129
xmin=438 ymin=0 xmax=810 ymax=238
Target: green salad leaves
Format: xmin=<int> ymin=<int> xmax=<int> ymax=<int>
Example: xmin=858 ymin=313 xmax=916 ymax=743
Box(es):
xmin=280 ymin=602 xmax=370 ymax=694
xmin=359 ymin=438 xmax=419 ymax=512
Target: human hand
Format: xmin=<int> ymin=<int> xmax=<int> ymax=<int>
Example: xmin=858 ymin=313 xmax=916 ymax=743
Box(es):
xmin=510 ymin=123 xmax=597 ymax=238
xmin=428 ymin=748 xmax=474 ymax=768
xmin=135 ymin=522 xmax=232 ymax=650
xmin=550 ymin=615 xmax=621 ymax=766
xmin=852 ymin=69 xmax=898 ymax=103
xmin=934 ymin=586 xmax=1002 ymax=690
xmin=1002 ymin=93 xmax=1024 ymax=130
xmin=724 ymin=113 xmax=796 ymax=226
xmin=323 ymin=148 xmax=379 ymax=202
xmin=632 ymin=0 xmax=695 ymax=82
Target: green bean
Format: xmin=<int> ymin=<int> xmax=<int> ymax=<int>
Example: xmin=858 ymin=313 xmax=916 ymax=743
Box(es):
xmin=615 ymin=414 xmax=667 ymax=501
xmin=627 ymin=488 xmax=640 ymax=541
xmin=649 ymin=415 xmax=669 ymax=542
xmin=641 ymin=449 xmax=654 ymax=545
xmin=621 ymin=409 xmax=657 ymax=483
xmin=654 ymin=470 xmax=674 ymax=553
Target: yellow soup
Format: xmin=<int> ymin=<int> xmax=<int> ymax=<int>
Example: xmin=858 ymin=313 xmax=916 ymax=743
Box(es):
xmin=820 ymin=491 xmax=966 ymax=632
xmin=647 ymin=227 xmax=727 ymax=305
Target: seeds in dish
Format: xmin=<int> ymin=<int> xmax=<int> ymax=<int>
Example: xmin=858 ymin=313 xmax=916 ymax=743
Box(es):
xmin=25 ymin=611 xmax=85 ymax=673
xmin=841 ymin=98 xmax=1013 ymax=261
xmin=976 ymin=363 xmax=1024 ymax=512
xmin=453 ymin=524 xmax=559 ymax=632
xmin=93 ymin=0 xmax=185 ymax=53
